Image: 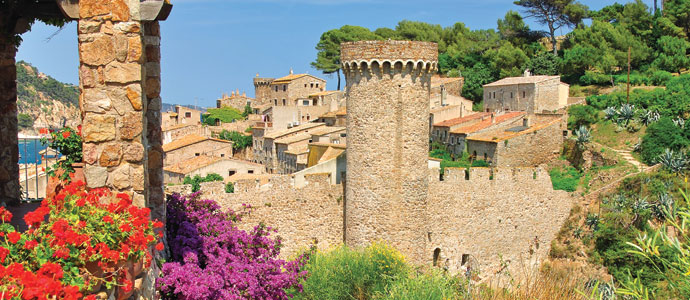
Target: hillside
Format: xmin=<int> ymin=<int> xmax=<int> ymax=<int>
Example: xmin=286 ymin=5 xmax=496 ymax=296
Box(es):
xmin=16 ymin=61 xmax=80 ymax=134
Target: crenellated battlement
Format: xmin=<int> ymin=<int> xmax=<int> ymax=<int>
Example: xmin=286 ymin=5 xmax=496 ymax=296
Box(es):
xmin=253 ymin=77 xmax=274 ymax=87
xmin=436 ymin=167 xmax=550 ymax=183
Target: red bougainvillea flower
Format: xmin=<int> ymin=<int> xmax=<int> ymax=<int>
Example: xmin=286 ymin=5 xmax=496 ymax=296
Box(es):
xmin=153 ymin=221 xmax=164 ymax=228
xmin=0 ymin=206 xmax=12 ymax=223
xmin=7 ymin=232 xmax=21 ymax=244
xmin=102 ymin=215 xmax=114 ymax=224
xmin=155 ymin=242 xmax=164 ymax=251
xmin=62 ymin=131 xmax=71 ymax=139
xmin=77 ymin=125 xmax=82 ymax=136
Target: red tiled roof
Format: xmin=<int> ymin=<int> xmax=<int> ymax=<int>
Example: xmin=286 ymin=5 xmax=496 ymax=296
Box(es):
xmin=450 ymin=112 xmax=526 ymax=134
xmin=434 ymin=112 xmax=490 ymax=128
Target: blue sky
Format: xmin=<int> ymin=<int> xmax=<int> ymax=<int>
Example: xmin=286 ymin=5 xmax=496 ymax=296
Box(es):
xmin=17 ymin=0 xmax=641 ymax=108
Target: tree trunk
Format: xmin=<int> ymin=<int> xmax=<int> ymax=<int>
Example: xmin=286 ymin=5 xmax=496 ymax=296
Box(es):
xmin=654 ymin=0 xmax=658 ymax=14
xmin=337 ymin=68 xmax=341 ymax=91
xmin=550 ymin=28 xmax=558 ymax=56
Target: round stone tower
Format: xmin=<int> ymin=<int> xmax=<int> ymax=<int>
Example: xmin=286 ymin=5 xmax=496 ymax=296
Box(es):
xmin=341 ymin=40 xmax=438 ymax=264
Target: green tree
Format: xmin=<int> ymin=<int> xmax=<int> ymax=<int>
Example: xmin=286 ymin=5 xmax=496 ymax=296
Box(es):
xmin=525 ymin=52 xmax=561 ymax=75
xmin=461 ymin=62 xmax=496 ymax=102
xmin=17 ymin=113 xmax=33 ymax=129
xmin=514 ymin=0 xmax=589 ymax=55
xmin=183 ymin=173 xmax=224 ymax=192
xmin=202 ymin=107 xmax=244 ymax=126
xmin=394 ymin=20 xmax=446 ymax=51
xmin=664 ymin=0 xmax=690 ymax=37
xmin=242 ymin=104 xmax=252 ymax=118
xmin=483 ymin=41 xmax=529 ymax=78
xmin=653 ymin=35 xmax=690 ymax=73
xmin=311 ymin=25 xmax=381 ymax=90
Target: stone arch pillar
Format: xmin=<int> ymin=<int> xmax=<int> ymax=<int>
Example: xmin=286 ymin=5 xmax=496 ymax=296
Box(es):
xmin=0 ymin=28 xmax=19 ymax=204
xmin=77 ymin=0 xmax=169 ymax=223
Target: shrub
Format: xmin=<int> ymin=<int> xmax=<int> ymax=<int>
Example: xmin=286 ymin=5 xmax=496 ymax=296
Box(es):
xmin=224 ymin=182 xmax=234 ymax=193
xmin=159 ymin=193 xmax=305 ymax=299
xmin=580 ymin=71 xmax=612 ymax=86
xmin=567 ymin=104 xmax=599 ymax=130
xmin=42 ymin=127 xmax=83 ymax=181
xmin=640 ymin=117 xmax=689 ymax=164
xmin=294 ymin=243 xmax=408 ymax=300
xmin=202 ymin=107 xmax=244 ymax=125
xmin=218 ymin=130 xmax=252 ymax=150
xmin=549 ymin=166 xmax=582 ymax=192
xmin=380 ymin=270 xmax=464 ymax=300
xmin=650 ymin=70 xmax=673 ymax=86
xmin=183 ymin=173 xmax=224 ymax=192
xmin=17 ymin=113 xmax=33 ymax=129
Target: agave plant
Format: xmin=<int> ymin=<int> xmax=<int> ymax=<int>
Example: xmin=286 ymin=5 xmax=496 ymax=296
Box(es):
xmin=652 ymin=193 xmax=675 ymax=220
xmin=586 ymin=213 xmax=600 ymax=230
xmin=617 ymin=104 xmax=636 ymax=126
xmin=573 ymin=125 xmax=592 ymax=150
xmin=658 ymin=149 xmax=688 ymax=174
xmin=631 ymin=197 xmax=650 ymax=215
xmin=637 ymin=109 xmax=660 ymax=126
xmin=604 ymin=107 xmax=618 ymax=121
xmin=673 ymin=116 xmax=686 ymax=129
xmin=611 ymin=193 xmax=628 ymax=213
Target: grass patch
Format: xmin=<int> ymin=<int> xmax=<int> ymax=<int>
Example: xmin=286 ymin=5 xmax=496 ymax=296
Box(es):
xmin=549 ymin=166 xmax=582 ymax=192
xmin=202 ymin=107 xmax=244 ymax=125
xmin=591 ymin=119 xmax=646 ymax=150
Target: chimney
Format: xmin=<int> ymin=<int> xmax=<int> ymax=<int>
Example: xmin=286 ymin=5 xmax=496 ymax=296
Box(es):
xmin=289 ymin=68 xmax=294 ymax=75
xmin=491 ymin=113 xmax=496 ymax=124
xmin=243 ymin=92 xmax=246 ymax=97
xmin=231 ymin=91 xmax=235 ymax=97
xmin=523 ymin=117 xmax=531 ymax=127
xmin=440 ymin=86 xmax=447 ymax=106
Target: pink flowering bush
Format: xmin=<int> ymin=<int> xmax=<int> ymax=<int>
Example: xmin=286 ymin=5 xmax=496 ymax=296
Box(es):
xmin=158 ymin=193 xmax=307 ymax=299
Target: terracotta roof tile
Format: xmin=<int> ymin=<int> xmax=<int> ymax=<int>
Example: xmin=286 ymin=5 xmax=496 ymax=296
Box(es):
xmin=450 ymin=112 xmax=526 ymax=134
xmin=164 ymin=155 xmax=222 ymax=174
xmin=468 ymin=118 xmax=562 ymax=143
xmin=431 ymin=76 xmax=463 ymax=86
xmin=434 ymin=112 xmax=490 ymax=127
xmin=264 ymin=123 xmax=325 ymax=139
xmin=483 ymin=76 xmax=560 ymax=87
xmin=309 ymin=126 xmax=345 ymax=136
xmin=275 ymin=132 xmax=312 ymax=145
xmin=162 ymin=134 xmax=232 ymax=152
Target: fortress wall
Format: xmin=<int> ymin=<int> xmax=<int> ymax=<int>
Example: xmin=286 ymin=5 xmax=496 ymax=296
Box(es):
xmin=427 ymin=167 xmax=571 ymax=277
xmin=185 ymin=173 xmax=345 ymax=258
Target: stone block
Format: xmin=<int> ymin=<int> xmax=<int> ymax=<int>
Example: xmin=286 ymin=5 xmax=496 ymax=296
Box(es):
xmin=126 ymin=86 xmax=143 ymax=111
xmin=109 ymin=163 xmax=131 ymax=190
xmin=80 ymin=65 xmax=96 ymax=88
xmin=82 ymin=89 xmax=112 ymax=114
xmin=120 ymin=111 xmax=143 ymax=140
xmin=83 ymin=114 xmax=116 ymax=142
xmin=79 ymin=35 xmax=115 ymax=66
xmin=145 ymin=45 xmax=160 ymax=63
xmin=127 ymin=36 xmax=143 ymax=63
xmin=78 ymin=20 xmax=101 ymax=34
xmin=113 ymin=22 xmax=140 ymax=33
xmin=79 ymin=0 xmax=110 ymax=18
xmin=145 ymin=77 xmax=160 ymax=99
xmin=123 ymin=142 xmax=144 ymax=163
xmin=108 ymin=88 xmax=131 ymax=116
xmin=114 ymin=34 xmax=129 ymax=62
xmin=105 ymin=62 xmax=141 ymax=84
xmin=131 ymin=165 xmax=145 ymax=192
xmin=99 ymin=143 xmax=122 ymax=167
xmin=145 ymin=62 xmax=160 ymax=77
xmin=84 ymin=165 xmax=108 ymax=188
xmin=82 ymin=143 xmax=99 ymax=165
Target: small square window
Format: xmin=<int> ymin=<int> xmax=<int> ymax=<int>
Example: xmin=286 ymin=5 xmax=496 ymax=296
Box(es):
xmin=221 ymin=154 xmax=225 ymax=157
xmin=195 ymin=153 xmax=200 ymax=156
xmin=185 ymin=112 xmax=192 ymax=118
xmin=248 ymin=170 xmax=255 ymax=174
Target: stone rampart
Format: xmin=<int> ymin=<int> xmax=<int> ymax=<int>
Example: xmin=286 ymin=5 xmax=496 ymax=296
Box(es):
xmin=166 ymin=166 xmax=571 ymax=279
xmin=427 ymin=167 xmax=572 ymax=278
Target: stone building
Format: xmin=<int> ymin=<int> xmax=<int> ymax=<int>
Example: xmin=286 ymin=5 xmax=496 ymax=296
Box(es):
xmin=430 ymin=76 xmax=465 ymax=110
xmin=309 ymin=126 xmax=346 ymax=144
xmin=162 ymin=105 xmax=202 ymax=129
xmin=466 ymin=114 xmax=567 ymax=167
xmin=252 ymin=70 xmax=327 ymax=107
xmin=163 ymin=155 xmax=264 ymax=184
xmin=316 ymin=106 xmax=347 ymax=127
xmin=163 ymin=134 xmax=233 ymax=167
xmin=275 ymin=132 xmax=312 ymax=174
xmin=483 ymin=75 xmax=569 ymax=114
xmin=431 ymin=112 xmax=490 ymax=146
xmin=309 ymin=90 xmax=345 ymax=110
xmin=253 ymin=122 xmax=326 ymax=173
xmin=447 ymin=111 xmax=527 ymax=158
xmin=216 ymin=90 xmax=254 ymax=111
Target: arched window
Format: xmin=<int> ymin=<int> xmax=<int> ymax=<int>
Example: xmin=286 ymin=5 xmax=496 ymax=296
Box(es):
xmin=282 ymin=99 xmax=286 ymax=106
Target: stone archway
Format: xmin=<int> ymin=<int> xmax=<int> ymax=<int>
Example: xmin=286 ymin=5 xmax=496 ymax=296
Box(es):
xmin=0 ymin=0 xmax=172 ymax=226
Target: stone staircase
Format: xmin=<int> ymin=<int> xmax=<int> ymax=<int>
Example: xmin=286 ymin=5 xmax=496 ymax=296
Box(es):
xmin=612 ymin=148 xmax=648 ymax=172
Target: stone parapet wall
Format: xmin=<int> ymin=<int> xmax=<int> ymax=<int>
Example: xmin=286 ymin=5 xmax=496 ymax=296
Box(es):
xmin=0 ymin=32 xmax=19 ymax=203
xmin=341 ymin=40 xmax=438 ymax=66
xmin=427 ymin=167 xmax=571 ymax=277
